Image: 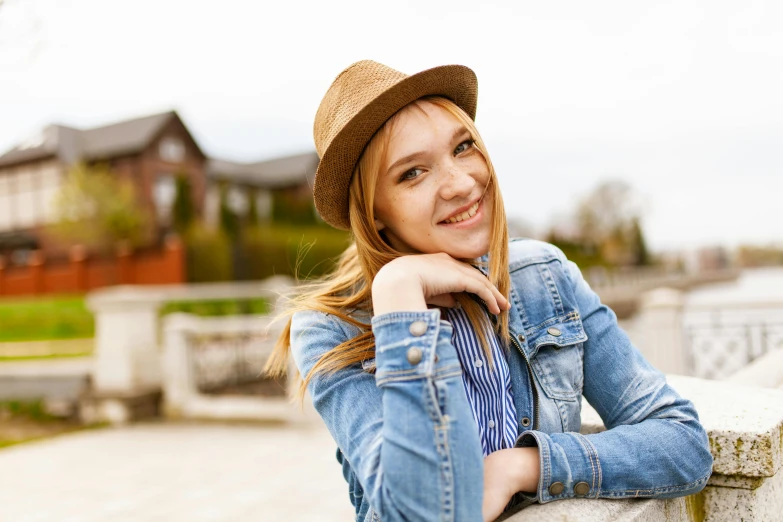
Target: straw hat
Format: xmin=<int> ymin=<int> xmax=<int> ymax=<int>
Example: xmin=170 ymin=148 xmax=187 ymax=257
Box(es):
xmin=312 ymin=60 xmax=478 ymax=230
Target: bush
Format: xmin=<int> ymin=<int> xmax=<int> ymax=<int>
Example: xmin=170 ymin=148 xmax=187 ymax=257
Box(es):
xmin=240 ymin=225 xmax=350 ymax=280
xmin=159 ymin=297 xmax=270 ymax=317
xmin=184 ymin=224 xmax=233 ymax=282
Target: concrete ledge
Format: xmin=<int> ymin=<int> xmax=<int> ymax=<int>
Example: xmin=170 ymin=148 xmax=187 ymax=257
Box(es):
xmin=700 ymin=465 xmax=783 ymax=521
xmin=581 ymin=375 xmax=783 ymax=478
xmin=505 ymin=496 xmax=690 ymax=521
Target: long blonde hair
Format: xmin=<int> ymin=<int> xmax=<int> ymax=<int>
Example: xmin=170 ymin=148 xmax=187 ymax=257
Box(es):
xmin=264 ymin=96 xmax=510 ymax=400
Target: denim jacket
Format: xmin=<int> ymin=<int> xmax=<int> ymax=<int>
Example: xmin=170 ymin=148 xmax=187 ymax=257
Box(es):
xmin=290 ymin=239 xmax=713 ymax=522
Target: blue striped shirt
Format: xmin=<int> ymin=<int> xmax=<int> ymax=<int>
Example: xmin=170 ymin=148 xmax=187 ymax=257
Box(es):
xmin=446 ymin=305 xmax=517 ymax=456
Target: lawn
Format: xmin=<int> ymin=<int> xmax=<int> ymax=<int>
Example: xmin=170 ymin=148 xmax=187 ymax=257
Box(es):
xmin=0 ymin=294 xmax=270 ymax=344
xmin=0 ymin=295 xmax=94 ymax=342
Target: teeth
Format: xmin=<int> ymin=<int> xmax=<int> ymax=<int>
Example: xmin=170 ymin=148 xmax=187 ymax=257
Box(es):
xmin=445 ymin=200 xmax=480 ymax=224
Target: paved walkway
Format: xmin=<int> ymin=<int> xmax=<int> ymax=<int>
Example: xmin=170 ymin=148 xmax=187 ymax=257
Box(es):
xmin=0 ymin=421 xmax=355 ymax=522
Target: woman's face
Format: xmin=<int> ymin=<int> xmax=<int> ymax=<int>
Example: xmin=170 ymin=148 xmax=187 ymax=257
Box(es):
xmin=373 ymin=100 xmax=493 ymax=259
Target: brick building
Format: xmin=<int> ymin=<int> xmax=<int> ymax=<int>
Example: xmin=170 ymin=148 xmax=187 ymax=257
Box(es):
xmin=0 ymin=110 xmax=317 ymax=265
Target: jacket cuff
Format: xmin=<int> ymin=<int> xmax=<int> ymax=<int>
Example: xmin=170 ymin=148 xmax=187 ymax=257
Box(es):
xmin=371 ymin=310 xmax=456 ymax=385
xmin=515 ymin=430 xmax=601 ymax=503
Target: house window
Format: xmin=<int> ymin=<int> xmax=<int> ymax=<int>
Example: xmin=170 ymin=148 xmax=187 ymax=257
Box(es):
xmin=153 ymin=174 xmax=176 ymax=223
xmin=159 ymin=137 xmax=185 ymax=163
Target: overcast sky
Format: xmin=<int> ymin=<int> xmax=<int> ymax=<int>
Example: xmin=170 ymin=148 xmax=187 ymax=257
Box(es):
xmin=1 ymin=0 xmax=781 ymax=252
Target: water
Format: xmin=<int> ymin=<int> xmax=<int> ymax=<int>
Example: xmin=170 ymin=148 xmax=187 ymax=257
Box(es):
xmin=686 ymin=267 xmax=783 ymax=306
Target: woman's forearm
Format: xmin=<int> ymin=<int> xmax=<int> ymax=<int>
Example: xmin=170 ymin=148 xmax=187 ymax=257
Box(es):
xmin=371 ymin=310 xmax=485 ymax=521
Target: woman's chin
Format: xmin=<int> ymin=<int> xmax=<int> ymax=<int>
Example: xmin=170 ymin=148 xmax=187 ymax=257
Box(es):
xmin=440 ymin=240 xmax=491 ymax=260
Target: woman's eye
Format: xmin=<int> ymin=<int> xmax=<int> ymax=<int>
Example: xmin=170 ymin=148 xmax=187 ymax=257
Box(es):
xmin=454 ymin=139 xmax=474 ymax=155
xmin=399 ymin=168 xmax=423 ymax=182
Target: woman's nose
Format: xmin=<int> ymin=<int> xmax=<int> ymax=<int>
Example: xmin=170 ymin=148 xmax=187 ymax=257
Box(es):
xmin=438 ymin=163 xmax=475 ymax=201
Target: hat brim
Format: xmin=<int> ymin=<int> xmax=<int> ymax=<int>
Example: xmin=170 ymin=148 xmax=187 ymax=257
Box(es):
xmin=313 ymin=64 xmax=478 ymax=230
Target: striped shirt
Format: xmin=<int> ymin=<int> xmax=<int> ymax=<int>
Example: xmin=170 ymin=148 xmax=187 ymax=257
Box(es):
xmin=446 ymin=305 xmax=518 ymax=456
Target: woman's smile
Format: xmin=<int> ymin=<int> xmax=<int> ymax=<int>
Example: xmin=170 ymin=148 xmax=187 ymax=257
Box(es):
xmin=439 ymin=195 xmax=484 ymax=226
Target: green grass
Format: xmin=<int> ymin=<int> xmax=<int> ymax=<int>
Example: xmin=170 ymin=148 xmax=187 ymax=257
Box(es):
xmin=0 ymin=400 xmax=59 ymax=421
xmin=0 ymin=294 xmax=271 ymax=345
xmin=0 ymin=352 xmax=93 ymax=362
xmin=0 ymin=295 xmax=94 ymax=342
xmin=159 ymin=297 xmax=270 ymax=317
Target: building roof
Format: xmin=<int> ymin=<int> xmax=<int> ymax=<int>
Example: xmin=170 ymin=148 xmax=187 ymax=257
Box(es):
xmin=0 ymin=111 xmax=194 ymax=168
xmin=0 ymin=111 xmax=317 ymax=191
xmin=206 ymin=151 xmax=318 ymax=190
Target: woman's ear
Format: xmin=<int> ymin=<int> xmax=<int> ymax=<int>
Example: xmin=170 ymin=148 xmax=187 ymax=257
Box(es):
xmin=374 ymin=219 xmax=386 ymax=231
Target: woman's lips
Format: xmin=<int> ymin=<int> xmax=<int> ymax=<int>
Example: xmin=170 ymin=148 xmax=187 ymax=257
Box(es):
xmin=439 ymin=197 xmax=484 ymax=228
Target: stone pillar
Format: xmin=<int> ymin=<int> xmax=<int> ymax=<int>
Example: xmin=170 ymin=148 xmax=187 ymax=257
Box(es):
xmin=161 ymin=313 xmax=198 ymax=418
xmin=636 ymin=287 xmax=688 ymax=375
xmin=86 ymin=287 xmax=165 ymax=393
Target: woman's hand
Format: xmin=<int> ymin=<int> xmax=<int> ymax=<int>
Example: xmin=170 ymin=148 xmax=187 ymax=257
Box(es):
xmin=482 ymin=447 xmax=540 ymax=522
xmin=372 ymin=253 xmax=510 ymax=316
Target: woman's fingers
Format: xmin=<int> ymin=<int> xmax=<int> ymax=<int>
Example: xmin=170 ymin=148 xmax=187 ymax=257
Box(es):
xmin=451 ymin=262 xmax=509 ymax=314
xmin=375 ymin=253 xmax=509 ymax=315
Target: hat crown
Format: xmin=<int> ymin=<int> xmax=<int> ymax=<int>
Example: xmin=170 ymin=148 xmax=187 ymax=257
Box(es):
xmin=311 ymin=60 xmax=477 ymax=230
xmin=314 ymin=60 xmax=407 ymax=158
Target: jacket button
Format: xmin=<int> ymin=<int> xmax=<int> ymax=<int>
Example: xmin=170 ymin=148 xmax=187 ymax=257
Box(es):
xmin=520 ymin=417 xmax=531 ymax=427
xmin=409 ymin=321 xmax=428 ymax=336
xmin=406 ymin=347 xmax=423 ymax=365
xmin=574 ymin=482 xmax=590 ymax=497
xmin=548 ymin=482 xmax=565 ymax=496
xmin=517 ymin=334 xmax=525 ymax=343
xmin=547 ymin=327 xmax=562 ymax=337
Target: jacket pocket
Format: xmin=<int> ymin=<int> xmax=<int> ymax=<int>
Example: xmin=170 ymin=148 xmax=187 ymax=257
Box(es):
xmin=527 ymin=317 xmax=587 ymax=401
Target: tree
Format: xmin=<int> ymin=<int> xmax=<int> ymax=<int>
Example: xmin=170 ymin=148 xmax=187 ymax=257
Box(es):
xmin=52 ymin=163 xmax=150 ymax=253
xmin=628 ymin=217 xmax=650 ymax=266
xmin=246 ymin=187 xmax=259 ymax=227
xmin=547 ymin=180 xmax=651 ymax=268
xmin=171 ymin=174 xmax=196 ymax=234
xmin=218 ymin=183 xmax=240 ymax=240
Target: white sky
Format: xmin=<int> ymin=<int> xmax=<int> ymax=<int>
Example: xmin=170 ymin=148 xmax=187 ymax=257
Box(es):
xmin=1 ymin=0 xmax=782 ymax=252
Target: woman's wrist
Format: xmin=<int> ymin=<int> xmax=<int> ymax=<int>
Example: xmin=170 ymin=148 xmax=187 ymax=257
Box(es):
xmin=372 ymin=266 xmax=427 ymax=315
xmin=507 ymin=446 xmax=541 ymax=494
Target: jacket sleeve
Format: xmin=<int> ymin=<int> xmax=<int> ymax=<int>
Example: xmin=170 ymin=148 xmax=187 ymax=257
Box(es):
xmin=515 ymin=250 xmax=714 ymax=503
xmin=290 ymin=309 xmax=485 ymax=522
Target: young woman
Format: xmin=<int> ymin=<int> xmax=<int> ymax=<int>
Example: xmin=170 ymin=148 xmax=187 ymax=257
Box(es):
xmin=265 ymin=60 xmax=713 ymax=522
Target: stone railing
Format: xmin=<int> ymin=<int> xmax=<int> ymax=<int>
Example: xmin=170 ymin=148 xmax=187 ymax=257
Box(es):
xmin=620 ymin=288 xmax=783 ymax=380
xmin=82 ymin=276 xmax=294 ymax=424
xmin=505 ymin=374 xmax=783 ymax=522
xmin=161 ymin=312 xmax=314 ymax=424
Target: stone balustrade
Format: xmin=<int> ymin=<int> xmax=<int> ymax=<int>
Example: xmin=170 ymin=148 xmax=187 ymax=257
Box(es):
xmin=161 ymin=312 xmax=316 ymax=424
xmin=82 ymin=276 xmax=294 ymax=424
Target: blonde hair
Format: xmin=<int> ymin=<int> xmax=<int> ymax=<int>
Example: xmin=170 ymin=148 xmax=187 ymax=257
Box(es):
xmin=264 ymin=96 xmax=510 ymax=400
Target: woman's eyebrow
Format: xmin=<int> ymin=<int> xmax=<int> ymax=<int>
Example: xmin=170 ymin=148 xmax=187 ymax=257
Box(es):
xmin=385 ymin=125 xmax=470 ymax=175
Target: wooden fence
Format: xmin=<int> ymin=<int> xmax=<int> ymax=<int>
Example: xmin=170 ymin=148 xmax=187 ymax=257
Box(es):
xmin=0 ymin=236 xmax=184 ymax=297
